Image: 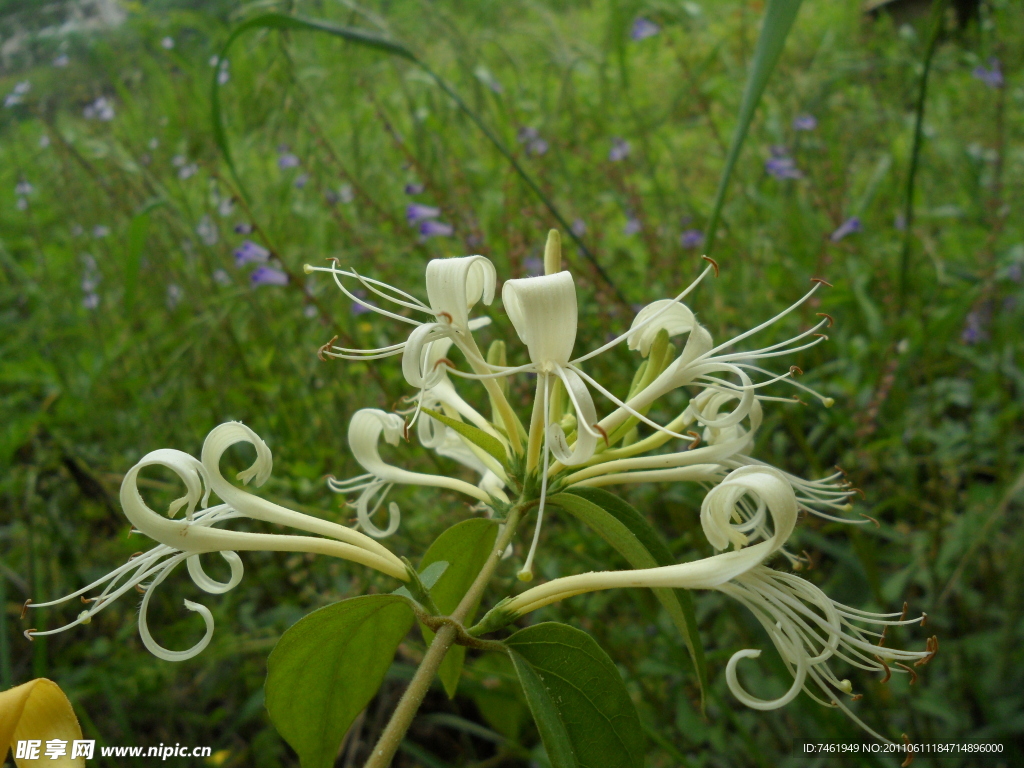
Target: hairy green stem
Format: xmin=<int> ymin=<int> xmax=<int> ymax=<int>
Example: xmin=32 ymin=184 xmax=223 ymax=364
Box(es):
xmin=363 ymin=505 xmax=525 ymax=768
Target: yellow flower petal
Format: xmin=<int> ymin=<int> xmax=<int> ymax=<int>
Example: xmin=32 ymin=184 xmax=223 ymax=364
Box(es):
xmin=0 ymin=678 xmax=85 ymax=767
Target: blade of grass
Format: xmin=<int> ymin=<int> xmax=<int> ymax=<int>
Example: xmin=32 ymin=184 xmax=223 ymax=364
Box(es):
xmin=702 ymin=0 xmax=804 ymax=255
xmin=898 ymin=0 xmax=949 ymax=314
xmin=210 ymin=12 xmax=625 ymax=302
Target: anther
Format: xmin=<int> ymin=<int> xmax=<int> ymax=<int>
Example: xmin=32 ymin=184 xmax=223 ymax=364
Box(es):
xmin=593 ymin=423 xmax=610 ymax=448
xmin=325 ymin=257 xmax=340 ymax=267
xmin=24 ymin=629 xmax=36 ymax=641
xmin=801 ymin=549 xmax=815 ymax=571
xmin=402 ymin=419 xmax=410 ymax=442
xmin=791 ymin=395 xmax=807 ymax=405
xmin=317 ymin=335 xmax=339 ymax=362
xmin=901 ymin=734 xmax=915 ymax=767
xmin=920 ymin=612 xmax=928 ymax=627
xmin=876 ymin=656 xmax=892 ymax=684
xmin=701 ymin=255 xmax=719 ymax=277
xmin=789 ymin=365 xmax=803 ymax=376
xmin=860 ymin=513 xmax=880 ymax=528
xmin=436 ymin=310 xmax=453 ymax=324
xmin=433 ymin=357 xmax=455 ymax=370
xmin=135 ymin=584 xmax=146 ymax=594
xmin=816 ymin=312 xmax=835 ymax=327
xmin=687 ymin=431 xmax=701 ymax=450
xmin=895 ymin=662 xmax=918 ymax=685
xmin=915 ymin=636 xmax=938 ymax=666
xmin=851 ymin=694 xmax=864 ymax=701
xmin=834 ymin=464 xmax=848 ymax=477
xmin=900 ymin=601 xmax=909 ymax=622
xmin=810 ymin=277 xmax=834 ymax=287
xmin=850 ymin=487 xmax=866 ymax=499
xmin=21 ymin=599 xmax=32 ymax=619
xmin=128 ymin=551 xmax=144 ymax=560
xmin=81 ymin=595 xmax=94 ymax=604
xmin=878 ymin=625 xmax=888 ymax=646
xmin=813 ymin=333 xmax=830 ymax=340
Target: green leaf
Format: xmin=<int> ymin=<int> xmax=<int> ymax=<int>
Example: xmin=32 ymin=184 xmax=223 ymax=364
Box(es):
xmin=468 ymin=653 xmax=530 ymax=742
xmin=507 ymin=622 xmax=644 ymax=768
xmin=554 ymin=487 xmax=708 ymax=710
xmin=420 ymin=518 xmax=499 ymax=697
xmin=265 ymin=595 xmax=414 ymax=768
xmin=703 ymin=0 xmax=804 ymax=254
xmin=420 ymin=407 xmax=508 ymax=464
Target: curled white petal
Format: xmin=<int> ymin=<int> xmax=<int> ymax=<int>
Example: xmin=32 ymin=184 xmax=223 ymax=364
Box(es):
xmin=138 ymin=557 xmax=215 ymax=663
xmin=545 ymin=369 xmax=598 ymax=466
xmin=725 ymin=646 xmax=807 ymax=711
xmin=627 ymin=300 xmax=697 ymax=356
xmin=186 ymin=551 xmax=244 ymax=595
xmin=502 ymin=271 xmax=578 ymax=367
xmin=425 ymin=255 xmax=496 ymax=328
xmin=701 ymin=465 xmax=796 ymax=553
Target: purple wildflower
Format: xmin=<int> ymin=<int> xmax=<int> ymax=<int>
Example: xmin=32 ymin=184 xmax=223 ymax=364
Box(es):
xmin=623 ymin=217 xmax=641 ymax=236
xmin=680 ymin=229 xmax=703 ymax=248
xmin=524 ymin=257 xmax=543 ymax=276
xmin=251 ymin=266 xmax=289 ymax=287
xmin=304 ymin=305 xmax=319 ymax=319
xmin=1007 ymin=263 xmax=1022 ymax=283
xmin=419 ymin=220 xmax=453 ymax=239
xmin=93 ymin=225 xmax=110 ymax=238
xmin=196 ymin=215 xmax=218 ymax=246
xmin=16 ymin=198 xmax=27 ymax=211
xmin=407 ymin=204 xmax=441 ymax=223
xmin=53 ymin=55 xmax=69 ymax=68
xmin=294 ymin=173 xmax=309 ymax=189
xmin=212 ymin=269 xmax=232 ymax=286
xmin=83 ymin=97 xmax=115 ymax=121
xmin=631 ymin=18 xmax=660 ymax=41
xmin=765 ymin=155 xmax=802 ymax=180
xmin=517 ymin=127 xmax=549 ymax=156
xmin=234 ymin=222 xmax=254 ymax=235
xmin=161 ymin=37 xmax=175 ymax=49
xmin=829 ymin=217 xmax=861 ymax=242
xmin=178 ymin=163 xmax=198 ymax=180
xmin=234 ymin=240 xmax=270 ymax=266
xmin=571 ymin=219 xmax=587 ymax=237
xmin=961 ymin=308 xmax=990 ymax=344
xmin=609 ymin=138 xmax=631 ymax=162
xmin=338 ymin=184 xmax=354 ymax=203
xmin=793 ymin=114 xmax=817 ymax=131
xmin=404 ymin=183 xmax=425 ymax=195
xmin=278 ymin=153 xmax=301 ymax=170
xmin=15 ymin=181 xmax=33 ymax=196
xmin=82 ymin=293 xmax=100 ymax=310
xmin=972 ymin=59 xmax=1003 ymax=89
xmin=894 ymin=213 xmax=907 ymax=231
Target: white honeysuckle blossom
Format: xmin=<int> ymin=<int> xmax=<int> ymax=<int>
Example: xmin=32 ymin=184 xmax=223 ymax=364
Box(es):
xmin=471 ymin=466 xmax=935 ymax=742
xmin=307 ymin=235 xmax=859 ymax=574
xmin=27 ymin=422 xmax=408 ymax=661
xmin=328 ymin=408 xmax=493 ymax=538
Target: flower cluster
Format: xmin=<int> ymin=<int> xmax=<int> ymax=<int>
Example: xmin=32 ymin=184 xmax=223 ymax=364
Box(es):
xmin=30 ymin=231 xmax=933 ymax=742
xmin=307 ymin=232 xmax=933 ymax=740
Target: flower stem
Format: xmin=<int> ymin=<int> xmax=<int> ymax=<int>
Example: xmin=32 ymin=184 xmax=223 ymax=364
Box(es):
xmin=363 ymin=504 xmax=524 ymax=768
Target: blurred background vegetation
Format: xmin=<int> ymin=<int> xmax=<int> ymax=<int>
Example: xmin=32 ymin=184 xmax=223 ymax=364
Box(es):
xmin=1 ymin=0 xmax=1022 ymax=766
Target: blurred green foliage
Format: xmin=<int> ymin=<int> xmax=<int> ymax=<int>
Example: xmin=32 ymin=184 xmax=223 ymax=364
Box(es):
xmin=1 ymin=0 xmax=1022 ymax=766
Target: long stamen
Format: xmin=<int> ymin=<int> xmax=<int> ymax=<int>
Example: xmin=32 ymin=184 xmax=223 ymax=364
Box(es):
xmin=305 ymin=263 xmax=423 ymax=326
xmin=520 ymin=374 xmax=552 ymax=581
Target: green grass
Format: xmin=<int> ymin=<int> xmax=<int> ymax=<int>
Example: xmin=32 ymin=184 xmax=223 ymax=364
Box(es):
xmin=2 ymin=1 xmax=1023 ymax=766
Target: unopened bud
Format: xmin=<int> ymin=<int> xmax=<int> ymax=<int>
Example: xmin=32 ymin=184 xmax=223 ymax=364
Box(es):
xmin=543 ymin=229 xmax=562 ymax=275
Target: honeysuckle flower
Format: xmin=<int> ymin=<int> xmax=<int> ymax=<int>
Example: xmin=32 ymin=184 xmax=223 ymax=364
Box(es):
xmin=328 ymin=409 xmax=493 ymax=537
xmin=26 ymin=422 xmax=407 ymax=661
xmin=473 ymin=467 xmax=935 ymax=740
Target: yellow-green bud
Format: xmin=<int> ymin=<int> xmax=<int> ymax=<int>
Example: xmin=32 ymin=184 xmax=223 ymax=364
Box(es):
xmin=543 ymin=229 xmax=562 ymax=275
